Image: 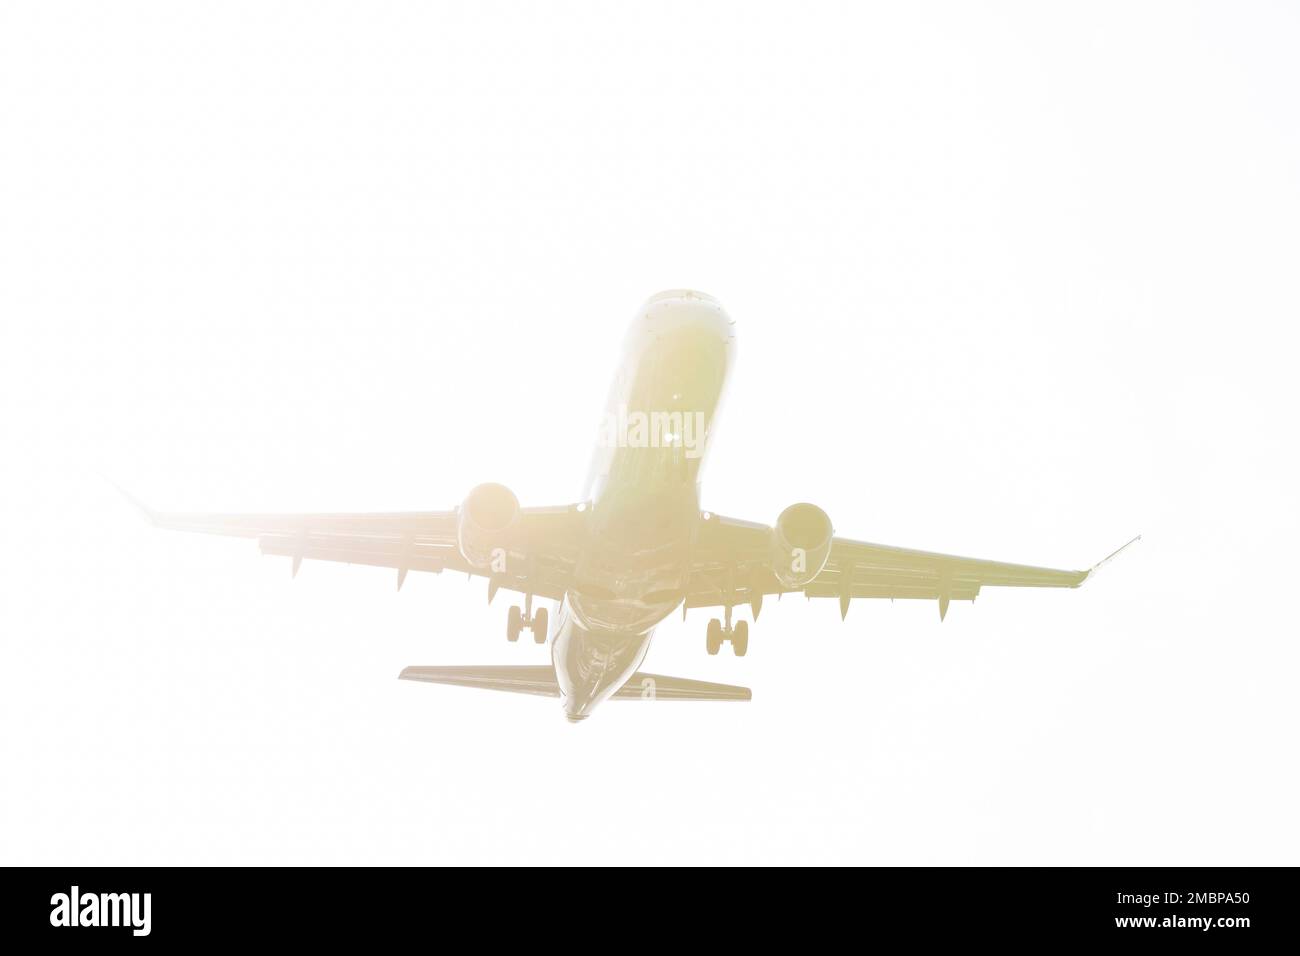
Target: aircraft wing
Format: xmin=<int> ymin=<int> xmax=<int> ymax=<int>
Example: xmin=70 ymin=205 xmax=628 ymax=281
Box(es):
xmin=687 ymin=512 xmax=1137 ymax=620
xmin=120 ymin=489 xmax=584 ymax=600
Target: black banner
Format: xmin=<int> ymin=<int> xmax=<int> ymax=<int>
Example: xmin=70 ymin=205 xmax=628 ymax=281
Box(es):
xmin=5 ymin=867 xmax=1291 ymax=946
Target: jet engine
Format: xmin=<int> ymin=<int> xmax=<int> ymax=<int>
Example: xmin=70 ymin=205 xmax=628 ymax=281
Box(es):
xmin=457 ymin=483 xmax=520 ymax=569
xmin=770 ymin=502 xmax=833 ymax=587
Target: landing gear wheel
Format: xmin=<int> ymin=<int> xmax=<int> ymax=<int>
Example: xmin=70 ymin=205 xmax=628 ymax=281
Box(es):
xmin=706 ymin=618 xmax=723 ymax=655
xmin=531 ymin=606 xmax=549 ymax=644
xmin=507 ymin=606 xmax=523 ymax=642
xmin=732 ymin=619 xmax=749 ymax=657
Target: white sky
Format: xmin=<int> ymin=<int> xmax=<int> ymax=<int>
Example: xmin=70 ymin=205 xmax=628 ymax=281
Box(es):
xmin=1 ymin=1 xmax=1297 ymax=864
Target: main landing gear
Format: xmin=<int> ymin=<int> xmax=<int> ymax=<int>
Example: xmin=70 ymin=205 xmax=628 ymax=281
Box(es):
xmin=706 ymin=605 xmax=749 ymax=657
xmin=507 ymin=594 xmax=548 ymax=644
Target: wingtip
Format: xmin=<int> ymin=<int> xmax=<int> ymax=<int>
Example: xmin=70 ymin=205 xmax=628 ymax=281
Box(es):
xmin=109 ymin=479 xmax=157 ymax=526
xmin=1085 ymin=534 xmax=1142 ymax=580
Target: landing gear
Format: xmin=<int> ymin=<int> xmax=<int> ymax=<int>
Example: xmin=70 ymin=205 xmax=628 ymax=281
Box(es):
xmin=706 ymin=619 xmax=723 ymax=655
xmin=506 ymin=594 xmax=548 ymax=644
xmin=705 ymin=606 xmax=749 ymax=656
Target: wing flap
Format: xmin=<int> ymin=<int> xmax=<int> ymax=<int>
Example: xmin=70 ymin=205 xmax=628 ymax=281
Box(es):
xmin=120 ymin=486 xmax=583 ymax=600
xmin=685 ymin=513 xmax=1129 ymax=614
xmin=260 ymin=534 xmax=452 ymax=573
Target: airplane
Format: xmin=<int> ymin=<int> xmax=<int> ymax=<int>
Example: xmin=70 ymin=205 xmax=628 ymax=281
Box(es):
xmin=125 ymin=290 xmax=1137 ymax=722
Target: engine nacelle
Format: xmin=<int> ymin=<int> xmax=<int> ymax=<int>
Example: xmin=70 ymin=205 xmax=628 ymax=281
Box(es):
xmin=770 ymin=502 xmax=833 ymax=588
xmin=457 ymin=483 xmax=520 ymax=569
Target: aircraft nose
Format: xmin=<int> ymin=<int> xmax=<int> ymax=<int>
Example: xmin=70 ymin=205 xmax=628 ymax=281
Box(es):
xmin=646 ymin=289 xmax=720 ymax=306
xmin=639 ymin=290 xmax=731 ymax=335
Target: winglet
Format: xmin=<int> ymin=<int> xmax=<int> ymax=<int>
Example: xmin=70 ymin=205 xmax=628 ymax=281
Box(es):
xmin=109 ymin=480 xmax=159 ymax=526
xmin=1086 ymin=535 xmax=1141 ymax=580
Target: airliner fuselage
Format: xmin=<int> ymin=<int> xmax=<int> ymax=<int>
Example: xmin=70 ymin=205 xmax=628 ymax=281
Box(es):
xmin=553 ymin=290 xmax=735 ymax=720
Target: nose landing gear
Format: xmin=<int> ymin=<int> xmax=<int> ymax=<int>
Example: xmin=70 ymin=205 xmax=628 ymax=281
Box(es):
xmin=705 ymin=605 xmax=749 ymax=657
xmin=506 ymin=595 xmax=548 ymax=644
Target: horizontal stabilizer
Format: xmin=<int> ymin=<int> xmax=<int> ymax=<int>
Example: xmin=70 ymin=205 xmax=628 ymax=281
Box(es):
xmin=612 ymin=672 xmax=751 ymax=701
xmin=399 ymin=665 xmax=560 ymax=697
xmin=398 ymin=665 xmax=750 ymax=702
